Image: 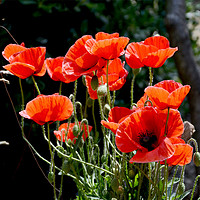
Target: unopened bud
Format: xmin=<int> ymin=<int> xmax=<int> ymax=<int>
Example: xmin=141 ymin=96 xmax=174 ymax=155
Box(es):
xmin=193 ymin=152 xmax=200 ymax=167
xmin=104 ymin=103 xmax=111 ymax=116
xmin=72 ymin=124 xmax=79 ymax=137
xmin=177 ymin=182 xmax=185 ymax=195
xmin=56 ymin=145 xmax=65 ymax=158
xmin=132 ymin=68 xmax=141 ymax=76
xmin=62 ymin=159 xmax=71 ymax=174
xmin=116 ymin=186 xmax=124 ymax=195
xmin=111 ymin=177 xmax=119 ymax=191
xmin=91 ymin=75 xmax=99 ymax=90
xmin=128 ymin=169 xmax=135 ymax=179
xmin=97 ymin=84 xmax=107 ymax=97
xmin=48 ymin=171 xmax=54 ymax=183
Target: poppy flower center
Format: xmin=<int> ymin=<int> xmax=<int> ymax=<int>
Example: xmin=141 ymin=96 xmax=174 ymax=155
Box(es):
xmin=139 ymin=131 xmax=157 ymax=151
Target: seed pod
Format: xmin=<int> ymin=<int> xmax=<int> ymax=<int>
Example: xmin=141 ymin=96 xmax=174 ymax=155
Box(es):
xmin=116 ymin=186 xmax=124 ymax=195
xmin=111 ymin=177 xmax=119 ymax=191
xmin=128 ymin=169 xmax=135 ymax=179
xmin=132 ymin=68 xmax=141 ymax=76
xmin=48 ymin=171 xmax=54 ymax=183
xmin=91 ymin=75 xmax=99 ymax=90
xmin=97 ymin=84 xmax=107 ymax=97
xmin=193 ymin=152 xmax=200 ymax=167
xmin=104 ymin=103 xmax=111 ymax=116
xmin=177 ymin=182 xmax=185 ymax=195
xmin=62 ymin=159 xmax=71 ymax=174
xmin=72 ymin=124 xmax=79 ymax=137
xmin=56 ymin=145 xmax=65 ymax=158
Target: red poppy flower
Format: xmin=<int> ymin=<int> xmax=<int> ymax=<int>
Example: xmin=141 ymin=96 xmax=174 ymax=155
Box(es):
xmin=45 ymin=57 xmax=75 ymax=83
xmin=19 ymin=94 xmax=73 ymax=125
xmin=85 ymin=58 xmax=128 ymax=99
xmin=125 ymin=36 xmax=178 ymax=69
xmin=3 ymin=44 xmax=46 ymax=79
xmin=115 ymin=106 xmax=185 ymax=163
xmin=160 ymin=138 xmax=193 ymax=166
xmin=54 ymin=122 xmax=92 ymax=144
xmin=62 ymin=35 xmax=105 ymax=78
xmin=144 ymin=80 xmax=191 ymax=110
xmin=85 ymin=32 xmax=129 ymax=60
xmin=101 ymin=106 xmax=135 ymax=134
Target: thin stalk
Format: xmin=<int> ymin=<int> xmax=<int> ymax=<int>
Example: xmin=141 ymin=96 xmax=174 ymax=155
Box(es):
xmin=59 ymin=81 xmax=62 ymax=95
xmin=106 ymin=60 xmax=111 ymax=107
xmin=190 ymin=175 xmax=200 ymax=200
xmin=149 ymin=67 xmax=154 ymax=86
xmin=112 ymin=90 xmax=116 ymax=108
xmin=32 ymin=76 xmax=41 ymax=95
xmin=130 ymin=74 xmax=136 ymax=108
xmin=47 ymin=123 xmax=57 ymax=200
xmin=164 ymin=108 xmax=170 ymax=136
xmin=147 ymin=163 xmax=152 ymax=200
xmin=169 ymin=165 xmax=179 ymax=197
xmin=137 ymin=163 xmax=144 ymax=200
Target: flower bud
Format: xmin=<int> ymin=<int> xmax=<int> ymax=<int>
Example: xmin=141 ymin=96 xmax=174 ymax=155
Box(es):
xmin=128 ymin=169 xmax=135 ymax=179
xmin=177 ymin=182 xmax=185 ymax=195
xmin=193 ymin=152 xmax=200 ymax=167
xmin=104 ymin=103 xmax=111 ymax=116
xmin=97 ymin=84 xmax=107 ymax=97
xmin=116 ymin=186 xmax=124 ymax=195
xmin=91 ymin=75 xmax=99 ymax=90
xmin=111 ymin=177 xmax=119 ymax=191
xmin=48 ymin=171 xmax=54 ymax=183
xmin=101 ymin=155 xmax=107 ymax=163
xmin=82 ymin=75 xmax=86 ymax=86
xmin=87 ymin=97 xmax=93 ymax=108
xmin=72 ymin=124 xmax=79 ymax=137
xmin=132 ymin=68 xmax=141 ymax=76
xmin=62 ymin=159 xmax=71 ymax=174
xmin=56 ymin=145 xmax=65 ymax=158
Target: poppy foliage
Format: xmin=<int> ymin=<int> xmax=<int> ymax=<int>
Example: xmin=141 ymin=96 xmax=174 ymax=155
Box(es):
xmin=2 ymin=43 xmax=46 ymax=79
xmin=19 ymin=94 xmax=73 ymax=125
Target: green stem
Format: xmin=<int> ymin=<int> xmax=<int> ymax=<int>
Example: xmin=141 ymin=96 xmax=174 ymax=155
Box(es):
xmin=32 ymin=76 xmax=41 ymax=95
xmin=169 ymin=165 xmax=179 ymax=198
xmin=106 ymin=60 xmax=111 ymax=107
xmin=164 ymin=108 xmax=170 ymax=137
xmin=147 ymin=163 xmax=152 ymax=200
xmin=59 ymin=81 xmax=62 ymax=95
xmin=47 ymin=123 xmax=57 ymax=200
xmin=190 ymin=175 xmax=200 ymax=200
xmin=130 ymin=74 xmax=136 ymax=108
xmin=149 ymin=67 xmax=153 ymax=86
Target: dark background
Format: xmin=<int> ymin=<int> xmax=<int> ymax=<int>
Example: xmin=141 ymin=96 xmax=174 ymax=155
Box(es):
xmin=0 ymin=0 xmax=197 ymax=199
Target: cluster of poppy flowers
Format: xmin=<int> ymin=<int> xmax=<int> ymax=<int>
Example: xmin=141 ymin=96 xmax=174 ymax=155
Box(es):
xmin=2 ymin=32 xmax=192 ymax=165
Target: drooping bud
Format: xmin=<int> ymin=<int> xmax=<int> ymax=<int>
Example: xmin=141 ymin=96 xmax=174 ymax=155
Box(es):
xmin=91 ymin=75 xmax=99 ymax=90
xmin=62 ymin=159 xmax=71 ymax=174
xmin=104 ymin=103 xmax=111 ymax=116
xmin=193 ymin=152 xmax=200 ymax=167
xmin=128 ymin=169 xmax=135 ymax=179
xmin=116 ymin=186 xmax=124 ymax=195
xmin=48 ymin=171 xmax=54 ymax=183
xmin=72 ymin=124 xmax=79 ymax=137
xmin=56 ymin=145 xmax=65 ymax=158
xmin=97 ymin=84 xmax=107 ymax=97
xmin=177 ymin=182 xmax=185 ymax=195
xmin=111 ymin=177 xmax=119 ymax=191
xmin=132 ymin=68 xmax=141 ymax=76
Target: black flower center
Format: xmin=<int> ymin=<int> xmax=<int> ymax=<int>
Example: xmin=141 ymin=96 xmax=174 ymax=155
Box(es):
xmin=139 ymin=131 xmax=157 ymax=151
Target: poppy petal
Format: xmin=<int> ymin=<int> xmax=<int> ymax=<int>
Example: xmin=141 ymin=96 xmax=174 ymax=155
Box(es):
xmin=144 ymin=36 xmax=170 ymax=49
xmin=95 ymin=32 xmax=119 ymax=40
xmin=167 ymin=85 xmax=191 ymax=109
xmin=2 ymin=43 xmax=26 ymax=61
xmin=145 ymin=86 xmax=169 ymax=109
xmin=129 ymin=137 xmax=175 ymax=163
xmin=3 ymin=62 xmax=35 ymax=79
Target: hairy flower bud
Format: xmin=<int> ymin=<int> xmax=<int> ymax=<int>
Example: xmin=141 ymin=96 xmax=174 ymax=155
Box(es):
xmin=97 ymin=84 xmax=107 ymax=97
xmin=111 ymin=177 xmax=119 ymax=191
xmin=72 ymin=124 xmax=79 ymax=137
xmin=62 ymin=159 xmax=71 ymax=174
xmin=177 ymin=182 xmax=185 ymax=195
xmin=48 ymin=171 xmax=54 ymax=183
xmin=193 ymin=152 xmax=200 ymax=167
xmin=128 ymin=169 xmax=135 ymax=179
xmin=91 ymin=75 xmax=99 ymax=90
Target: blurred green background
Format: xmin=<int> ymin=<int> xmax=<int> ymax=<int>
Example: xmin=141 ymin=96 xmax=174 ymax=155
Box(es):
xmin=0 ymin=0 xmax=199 ymax=199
